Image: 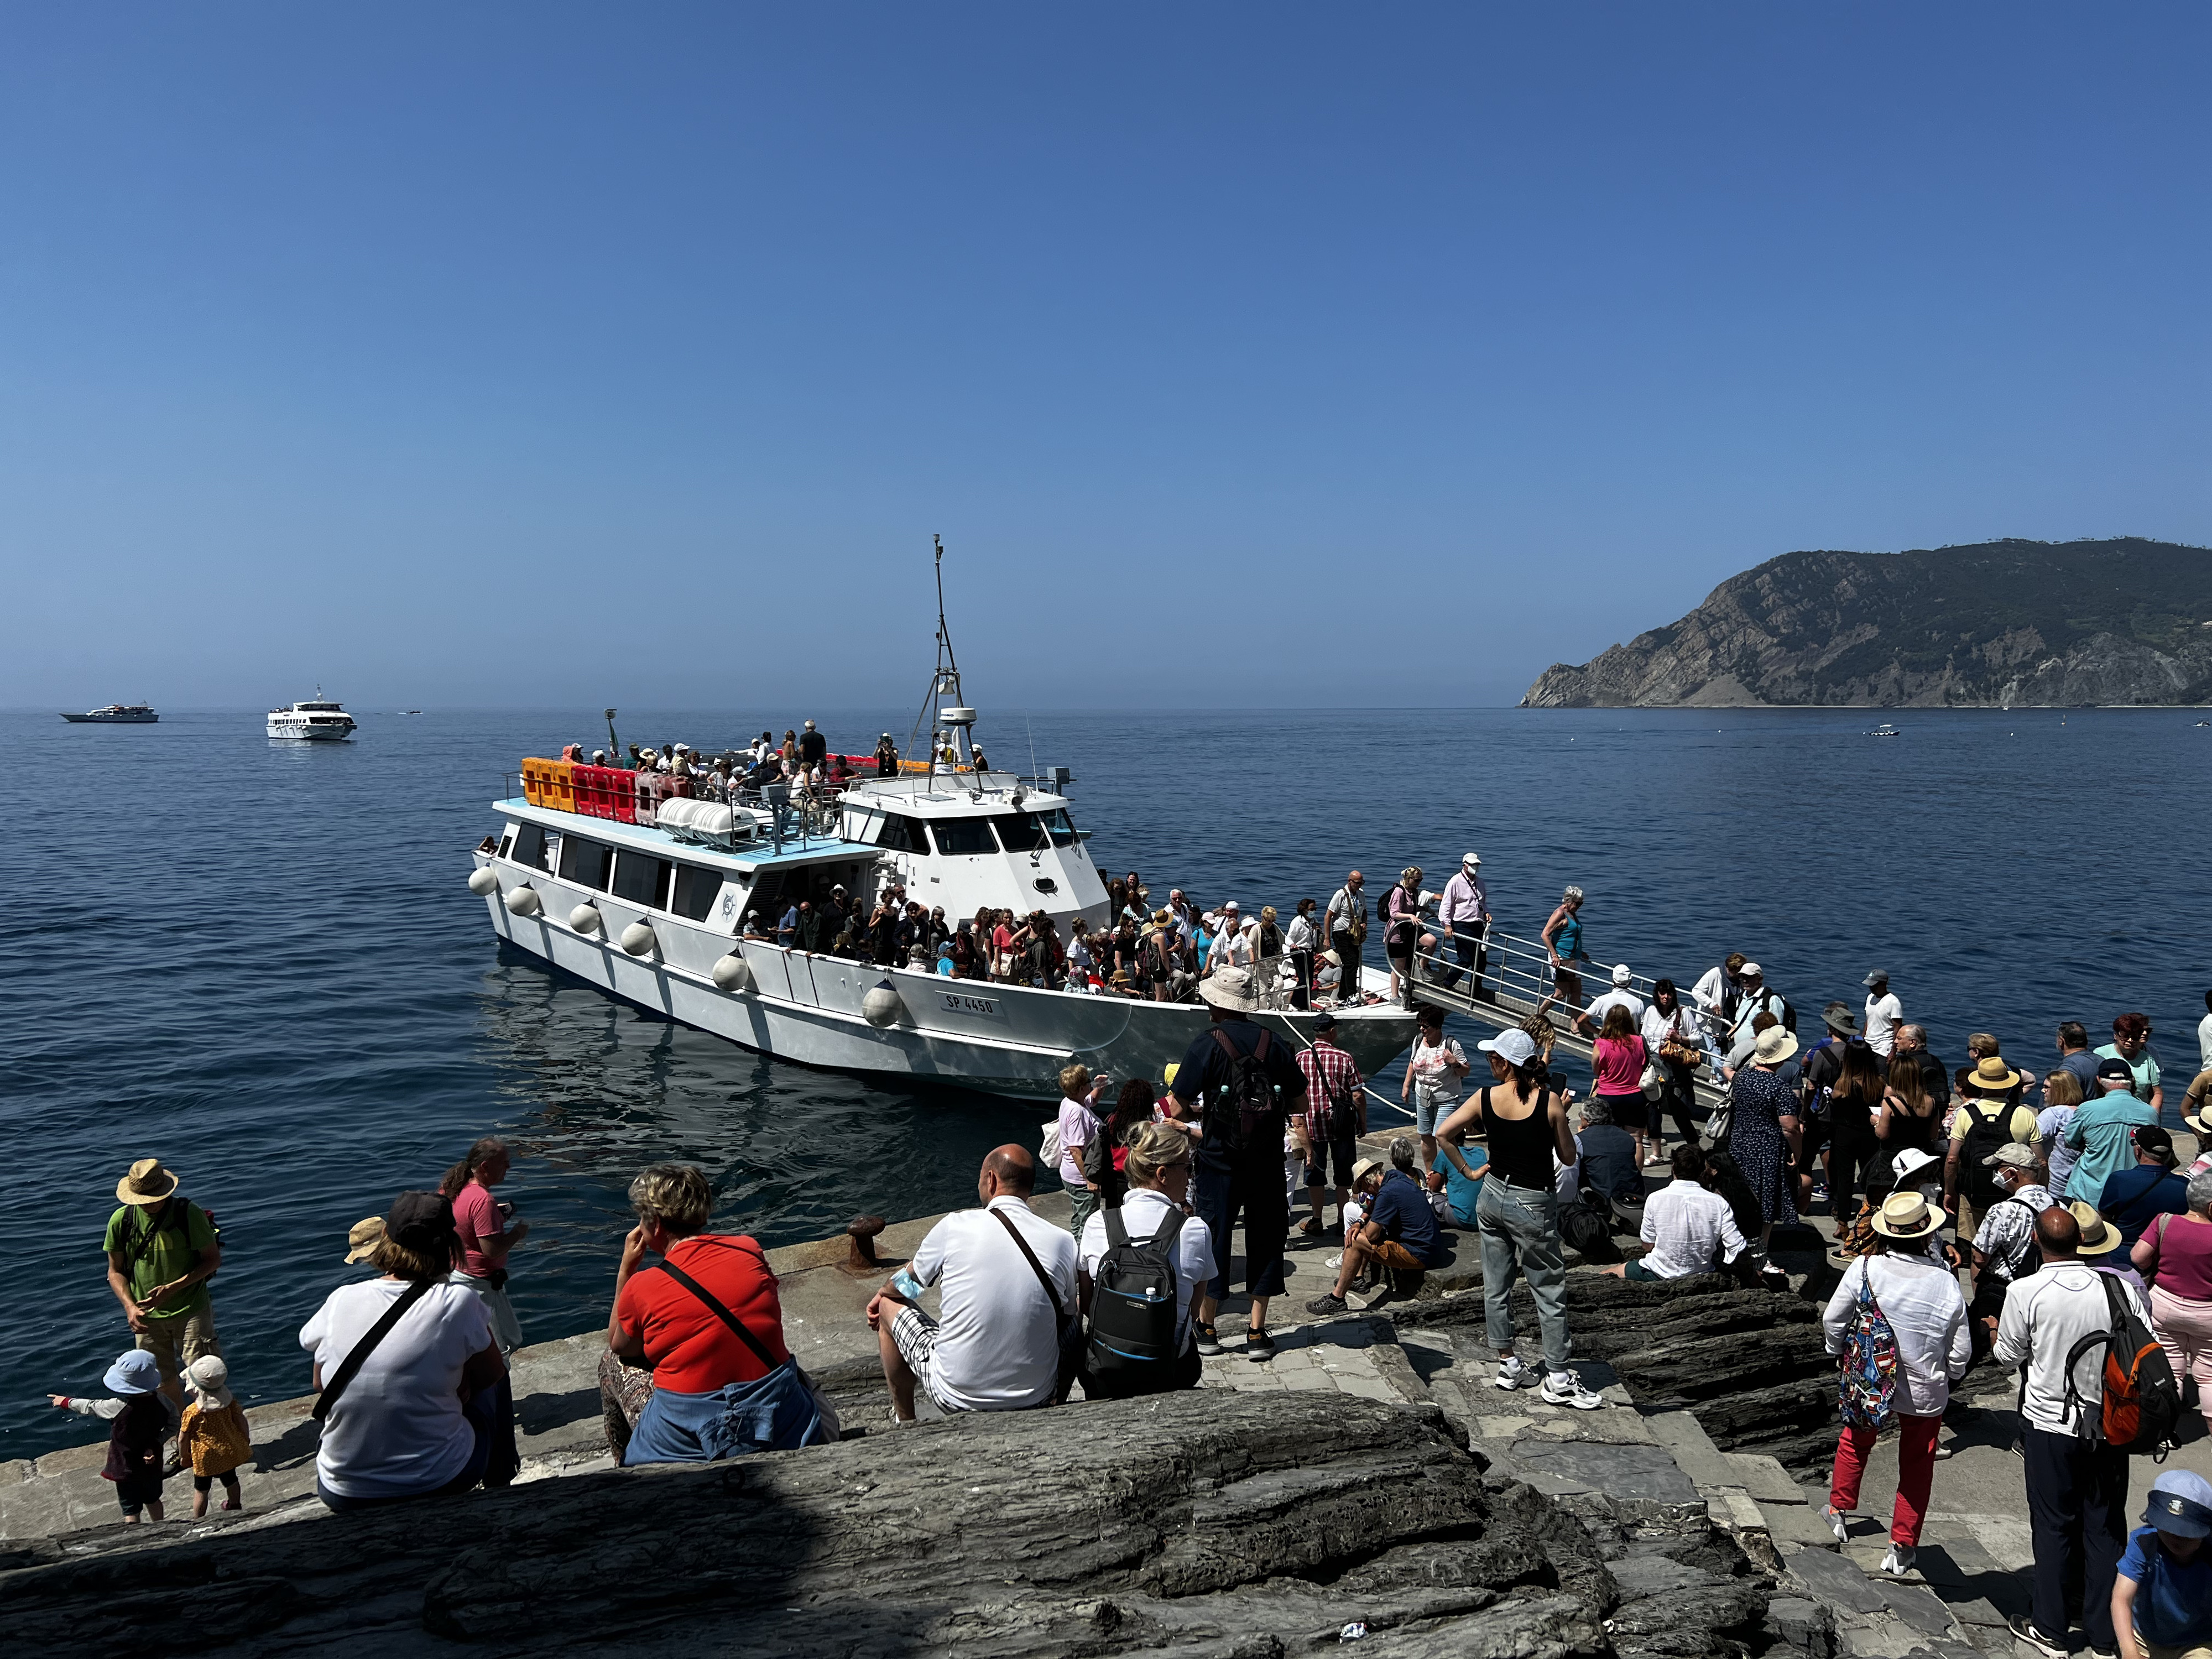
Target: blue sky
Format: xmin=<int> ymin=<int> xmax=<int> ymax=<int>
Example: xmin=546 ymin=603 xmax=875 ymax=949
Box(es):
xmin=5 ymin=6 xmax=2208 ymax=709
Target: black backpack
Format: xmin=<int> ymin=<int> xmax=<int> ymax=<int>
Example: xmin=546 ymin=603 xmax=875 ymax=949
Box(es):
xmin=1208 ymin=1027 xmax=1277 ymax=1157
xmin=1085 ymin=1207 xmax=1192 ymax=1393
xmin=1956 ymin=1100 xmax=2016 ymax=1206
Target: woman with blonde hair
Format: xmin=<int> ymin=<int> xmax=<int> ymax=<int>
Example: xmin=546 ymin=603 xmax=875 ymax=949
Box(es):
xmin=1382 ymin=867 xmax=1427 ymax=1008
xmin=1076 ymin=1123 xmax=1217 ymax=1397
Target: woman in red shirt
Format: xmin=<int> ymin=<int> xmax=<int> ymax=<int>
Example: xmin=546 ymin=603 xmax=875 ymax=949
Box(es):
xmin=601 ymin=1164 xmax=834 ymax=1464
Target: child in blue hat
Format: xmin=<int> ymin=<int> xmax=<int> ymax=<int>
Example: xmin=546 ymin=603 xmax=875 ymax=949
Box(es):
xmin=2114 ymin=1468 xmax=2212 ymax=1659
xmin=49 ymin=1349 xmax=178 ymax=1522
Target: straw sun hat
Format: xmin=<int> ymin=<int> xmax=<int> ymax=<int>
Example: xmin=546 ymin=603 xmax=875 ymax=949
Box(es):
xmin=116 ymin=1158 xmax=179 ymax=1207
xmin=1869 ymin=1191 xmax=1944 ymax=1240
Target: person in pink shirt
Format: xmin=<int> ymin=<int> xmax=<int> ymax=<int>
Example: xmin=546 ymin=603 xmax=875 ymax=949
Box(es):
xmin=439 ymin=1138 xmax=529 ymax=1354
xmin=1591 ymin=1004 xmax=1655 ymax=1172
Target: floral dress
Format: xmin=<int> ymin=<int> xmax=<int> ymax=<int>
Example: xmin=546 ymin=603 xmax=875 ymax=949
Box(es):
xmin=1727 ymin=1067 xmax=1800 ymax=1228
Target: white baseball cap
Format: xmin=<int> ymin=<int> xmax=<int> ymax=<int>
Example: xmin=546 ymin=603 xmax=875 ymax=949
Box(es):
xmin=1611 ymin=963 xmax=1632 ymax=986
xmin=1462 ymin=851 xmax=1481 ymax=866
xmin=1478 ymin=1029 xmax=1537 ymax=1067
xmin=1740 ymin=961 xmax=1763 ymax=978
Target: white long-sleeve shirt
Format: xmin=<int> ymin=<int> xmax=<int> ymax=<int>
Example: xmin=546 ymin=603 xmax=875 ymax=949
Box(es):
xmin=1993 ymin=1260 xmax=2150 ymax=1435
xmin=1822 ymin=1253 xmax=1971 ymax=1417
xmin=1638 ymin=1180 xmax=1748 ymax=1279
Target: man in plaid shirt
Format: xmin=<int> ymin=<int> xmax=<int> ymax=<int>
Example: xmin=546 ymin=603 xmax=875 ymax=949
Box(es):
xmin=1298 ymin=1015 xmax=1366 ymax=1238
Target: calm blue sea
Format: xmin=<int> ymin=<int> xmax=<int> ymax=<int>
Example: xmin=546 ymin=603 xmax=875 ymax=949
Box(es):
xmin=4 ymin=704 xmax=2208 ymax=1457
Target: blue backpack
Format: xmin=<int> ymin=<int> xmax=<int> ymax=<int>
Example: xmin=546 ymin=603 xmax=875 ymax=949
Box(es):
xmin=1838 ymin=1262 xmax=1900 ymax=1430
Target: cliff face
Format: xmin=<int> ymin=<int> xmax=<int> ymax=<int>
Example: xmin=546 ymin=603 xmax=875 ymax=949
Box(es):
xmin=1522 ymin=538 xmax=2212 ymax=708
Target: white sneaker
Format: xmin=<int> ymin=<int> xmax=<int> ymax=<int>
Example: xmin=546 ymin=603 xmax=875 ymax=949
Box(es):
xmin=1879 ymin=1544 xmax=1916 ymax=1577
xmin=1820 ymin=1504 xmax=1848 ymax=1543
xmin=1493 ymin=1357 xmax=1538 ymax=1391
xmin=1539 ymin=1370 xmax=1607 ymax=1410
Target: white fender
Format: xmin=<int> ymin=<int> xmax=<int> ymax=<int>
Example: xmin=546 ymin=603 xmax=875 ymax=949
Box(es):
xmin=712 ymin=953 xmax=754 ymax=992
xmin=862 ymin=980 xmax=904 ymax=1027
xmin=503 ymin=885 xmax=542 ymax=916
xmin=468 ymin=867 xmax=499 ymax=895
xmin=570 ymin=904 xmax=603 ymax=935
xmin=620 ymin=921 xmax=656 ymax=956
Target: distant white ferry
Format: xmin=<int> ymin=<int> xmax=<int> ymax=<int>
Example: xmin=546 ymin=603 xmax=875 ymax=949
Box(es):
xmin=61 ymin=702 xmax=158 ymax=724
xmin=267 ymin=690 xmax=357 ymax=741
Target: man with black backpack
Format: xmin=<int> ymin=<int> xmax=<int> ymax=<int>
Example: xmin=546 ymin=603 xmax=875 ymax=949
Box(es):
xmin=1168 ymin=964 xmax=1310 ymax=1363
xmin=1945 ymin=1057 xmax=2039 ymax=1239
xmin=1996 ymin=1204 xmax=2173 ymax=1659
xmin=104 ymin=1158 xmax=223 ymax=1424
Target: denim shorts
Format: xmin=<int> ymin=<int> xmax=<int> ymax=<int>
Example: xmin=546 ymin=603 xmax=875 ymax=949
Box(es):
xmin=1414 ymin=1086 xmax=1458 ymax=1136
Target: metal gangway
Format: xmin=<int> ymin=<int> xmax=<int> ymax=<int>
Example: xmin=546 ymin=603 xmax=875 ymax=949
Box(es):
xmin=1389 ymin=922 xmax=1737 ymax=1125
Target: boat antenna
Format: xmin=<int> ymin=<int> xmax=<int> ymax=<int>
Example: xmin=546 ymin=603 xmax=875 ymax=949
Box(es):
xmin=1026 ymin=713 xmax=1038 ymax=788
xmin=906 ymin=535 xmax=967 ymax=779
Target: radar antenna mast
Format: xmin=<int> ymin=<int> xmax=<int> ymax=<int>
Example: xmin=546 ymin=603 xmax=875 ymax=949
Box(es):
xmin=905 ymin=535 xmax=975 ymax=780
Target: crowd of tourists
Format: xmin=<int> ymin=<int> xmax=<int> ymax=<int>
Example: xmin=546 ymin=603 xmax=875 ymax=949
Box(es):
xmin=52 ymin=943 xmax=2212 ymax=1659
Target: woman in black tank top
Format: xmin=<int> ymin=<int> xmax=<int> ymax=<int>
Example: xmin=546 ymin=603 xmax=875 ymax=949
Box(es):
xmin=1431 ymin=1034 xmax=1605 ymax=1410
xmin=1482 ymin=1085 xmax=1561 ymax=1189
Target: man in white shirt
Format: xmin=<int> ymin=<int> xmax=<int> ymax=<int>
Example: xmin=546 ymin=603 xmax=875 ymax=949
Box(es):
xmin=2198 ymin=989 xmax=2212 ymax=1076
xmin=1434 ymin=852 xmax=1490 ymax=998
xmin=1204 ymin=902 xmax=1258 ymax=970
xmin=868 ymin=1146 xmax=1077 ymax=1421
xmin=1576 ymin=963 xmax=1646 ymax=1039
xmin=1691 ymin=952 xmax=1748 ymax=1057
xmin=1863 ymin=971 xmax=1902 ymax=1060
xmin=1324 ymin=873 xmax=1366 ymax=1005
xmin=1994 ymin=1204 xmax=2146 ymax=1659
xmin=1605 ymin=1145 xmax=1746 ymax=1281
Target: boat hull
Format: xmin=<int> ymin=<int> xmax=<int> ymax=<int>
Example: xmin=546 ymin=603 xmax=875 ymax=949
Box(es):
xmin=474 ymin=853 xmax=1418 ymax=1099
xmin=267 ymin=721 xmax=355 ymax=740
xmin=61 ymin=712 xmax=158 ymax=723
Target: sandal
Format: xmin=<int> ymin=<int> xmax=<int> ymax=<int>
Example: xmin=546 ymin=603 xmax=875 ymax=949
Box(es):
xmin=1299 ymin=1218 xmax=1325 ymax=1235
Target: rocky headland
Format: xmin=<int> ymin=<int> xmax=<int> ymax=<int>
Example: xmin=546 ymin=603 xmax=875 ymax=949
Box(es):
xmin=1521 ymin=536 xmax=2212 ymax=708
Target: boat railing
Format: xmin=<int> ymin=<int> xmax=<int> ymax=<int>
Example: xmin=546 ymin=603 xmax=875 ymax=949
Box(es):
xmin=1396 ymin=921 xmax=1733 ymax=1118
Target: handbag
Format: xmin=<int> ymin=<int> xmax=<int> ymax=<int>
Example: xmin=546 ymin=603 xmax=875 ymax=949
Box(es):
xmin=991 ymin=1209 xmax=1084 ymax=1404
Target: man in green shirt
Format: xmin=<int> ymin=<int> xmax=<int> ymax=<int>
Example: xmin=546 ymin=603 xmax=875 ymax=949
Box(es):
xmin=103 ymin=1158 xmax=223 ymax=1414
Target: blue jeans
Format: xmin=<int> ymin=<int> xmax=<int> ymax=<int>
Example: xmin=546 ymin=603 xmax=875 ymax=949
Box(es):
xmin=1476 ymin=1178 xmax=1572 ymax=1373
xmin=624 ymin=1359 xmax=831 ymax=1465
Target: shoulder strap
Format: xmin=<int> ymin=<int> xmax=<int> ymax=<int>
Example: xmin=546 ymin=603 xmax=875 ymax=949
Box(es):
xmin=1104 ymin=1206 xmax=1128 ymax=1250
xmin=1254 ymin=1029 xmax=1271 ymax=1063
xmin=656 ymin=1256 xmax=782 ymax=1374
xmin=1211 ymin=1027 xmax=1240 ymax=1071
xmin=313 ymin=1280 xmax=434 ymax=1422
xmin=124 ymin=1197 xmax=183 ymax=1269
xmin=990 ymin=1207 xmax=1067 ymax=1321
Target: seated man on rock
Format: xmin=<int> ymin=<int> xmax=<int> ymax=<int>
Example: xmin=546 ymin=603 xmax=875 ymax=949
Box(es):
xmin=1574 ymin=1095 xmax=1646 ymax=1229
xmin=868 ymin=1145 xmax=1079 ymax=1422
xmin=1605 ymin=1144 xmax=1748 ymax=1282
xmin=1305 ymin=1139 xmax=1448 ymax=1316
xmin=600 ymin=1164 xmax=834 ymax=1464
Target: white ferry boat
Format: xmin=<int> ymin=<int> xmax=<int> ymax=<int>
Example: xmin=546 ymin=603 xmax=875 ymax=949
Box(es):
xmin=466 ymin=556 xmax=1417 ymax=1099
xmin=267 ymin=691 xmax=357 ymax=741
xmin=61 ymin=702 xmax=159 ymax=724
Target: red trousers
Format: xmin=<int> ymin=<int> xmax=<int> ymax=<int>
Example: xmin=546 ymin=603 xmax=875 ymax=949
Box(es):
xmin=1828 ymin=1412 xmax=1940 ymax=1546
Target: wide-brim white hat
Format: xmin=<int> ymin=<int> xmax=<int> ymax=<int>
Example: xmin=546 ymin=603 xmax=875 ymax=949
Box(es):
xmin=1198 ymin=967 xmax=1262 ymax=1013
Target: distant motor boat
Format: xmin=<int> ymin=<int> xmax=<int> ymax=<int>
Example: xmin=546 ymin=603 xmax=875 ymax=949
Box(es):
xmin=61 ymin=703 xmax=158 ymax=724
xmin=268 ymin=688 xmax=357 ymax=741
xmin=1871 ymin=723 xmax=1900 ymax=738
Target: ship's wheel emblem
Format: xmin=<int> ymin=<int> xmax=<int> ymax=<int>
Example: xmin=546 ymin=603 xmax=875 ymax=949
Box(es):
xmin=721 ymin=893 xmax=735 ymax=918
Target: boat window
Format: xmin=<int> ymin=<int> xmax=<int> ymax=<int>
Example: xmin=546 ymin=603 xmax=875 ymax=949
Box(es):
xmin=559 ymin=835 xmax=614 ymax=889
xmin=929 ymin=818 xmax=1001 ymax=856
xmin=1005 ymin=807 xmax=1079 ymax=850
xmin=613 ymin=851 xmax=672 ymax=910
xmin=510 ymin=822 xmax=549 ymax=871
xmin=873 ymin=813 xmax=928 ymax=853
xmin=671 ymin=864 xmax=723 ymax=921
